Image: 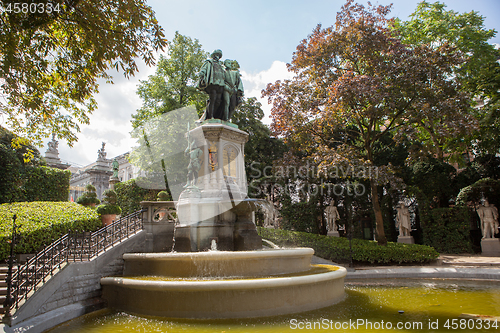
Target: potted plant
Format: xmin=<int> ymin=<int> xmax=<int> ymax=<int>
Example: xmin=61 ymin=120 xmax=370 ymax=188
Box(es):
xmin=156 ymin=191 xmax=171 ymax=219
xmin=76 ymin=184 xmax=100 ymax=207
xmin=157 ymin=191 xmax=170 ymax=201
xmin=96 ymin=189 xmax=122 ymax=226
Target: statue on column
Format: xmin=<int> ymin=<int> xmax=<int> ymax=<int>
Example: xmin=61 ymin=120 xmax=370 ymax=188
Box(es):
xmin=197 ymin=50 xmax=244 ymax=122
xmin=47 ymin=133 xmax=58 ymax=154
xmin=223 ymin=59 xmax=244 ymax=121
xmin=112 ymin=158 xmax=119 ymax=178
xmin=396 ymin=202 xmax=411 ymax=236
xmin=97 ymin=142 xmax=107 ymax=161
xmin=477 ymin=200 xmax=499 ymax=239
xmin=325 ymin=200 xmax=340 ymax=233
xmin=198 ymin=49 xmax=226 ymax=120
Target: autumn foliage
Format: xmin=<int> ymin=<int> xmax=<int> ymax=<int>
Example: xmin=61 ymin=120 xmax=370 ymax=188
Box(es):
xmin=263 ymin=0 xmax=476 ymax=245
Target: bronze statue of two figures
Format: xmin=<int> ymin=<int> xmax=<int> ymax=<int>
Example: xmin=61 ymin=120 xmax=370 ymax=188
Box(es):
xmin=197 ymin=49 xmax=244 ymax=121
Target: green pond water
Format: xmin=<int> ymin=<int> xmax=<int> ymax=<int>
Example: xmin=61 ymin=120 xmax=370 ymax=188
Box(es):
xmin=45 ymin=279 xmax=500 ymax=333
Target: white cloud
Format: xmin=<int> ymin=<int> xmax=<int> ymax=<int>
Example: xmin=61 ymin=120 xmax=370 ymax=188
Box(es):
xmin=241 ymin=61 xmax=294 ymax=125
xmin=48 ymin=60 xmax=156 ymax=167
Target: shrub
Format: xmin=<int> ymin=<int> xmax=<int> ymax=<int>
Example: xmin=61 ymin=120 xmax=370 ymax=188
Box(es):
xmin=0 ymin=127 xmax=70 ymax=203
xmin=96 ymin=189 xmax=122 ymax=215
xmin=257 ymin=227 xmax=439 ymax=264
xmin=420 ymin=207 xmax=474 ymax=254
xmin=0 ymin=141 xmax=24 ymax=203
xmin=76 ymin=184 xmax=100 ymax=206
xmin=101 ymin=189 xmax=118 ymax=205
xmin=115 ymin=178 xmax=161 ymax=215
xmin=0 ymin=202 xmax=101 ymax=261
xmin=23 ymin=166 xmax=71 ymax=202
xmin=456 ymin=178 xmax=500 ymax=208
xmin=96 ymin=204 xmax=122 ymax=215
xmin=279 ymin=197 xmax=321 ymax=233
xmin=157 ymin=191 xmax=170 ymax=201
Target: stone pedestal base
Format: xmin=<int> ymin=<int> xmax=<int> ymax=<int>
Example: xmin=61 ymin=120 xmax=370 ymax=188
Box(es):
xmin=397 ymin=236 xmax=415 ymax=244
xmin=327 ymin=231 xmax=340 ymax=237
xmin=109 ymin=176 xmax=120 ymax=190
xmin=144 ymin=221 xmax=175 ymax=252
xmin=481 ymin=238 xmax=500 ymax=256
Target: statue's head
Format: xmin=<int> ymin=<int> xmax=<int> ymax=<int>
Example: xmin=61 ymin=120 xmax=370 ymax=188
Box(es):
xmin=231 ymin=60 xmax=240 ymax=70
xmin=211 ymin=49 xmax=222 ymax=60
xmin=484 ymin=199 xmax=490 ymax=207
xmin=224 ymin=59 xmax=233 ymax=68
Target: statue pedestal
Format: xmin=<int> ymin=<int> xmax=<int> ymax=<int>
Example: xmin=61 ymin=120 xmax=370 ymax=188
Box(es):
xmin=327 ymin=231 xmax=340 ymax=237
xmin=481 ymin=238 xmax=500 ymax=256
xmin=174 ymin=122 xmax=262 ymax=252
xmin=109 ymin=176 xmax=120 ymax=190
xmin=397 ymin=236 xmax=415 ymax=244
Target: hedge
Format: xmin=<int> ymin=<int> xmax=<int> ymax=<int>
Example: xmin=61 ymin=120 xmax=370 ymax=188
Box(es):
xmin=23 ymin=166 xmax=71 ymax=202
xmin=0 ymin=202 xmax=101 ymax=261
xmin=420 ymin=206 xmax=473 ymax=254
xmin=258 ymin=227 xmax=439 ymax=264
xmin=456 ymin=178 xmax=500 ymax=208
xmin=115 ymin=178 xmax=162 ymax=215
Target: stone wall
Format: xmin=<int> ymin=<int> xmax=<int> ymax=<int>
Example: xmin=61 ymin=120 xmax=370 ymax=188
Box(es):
xmin=34 ymin=255 xmax=125 ymax=316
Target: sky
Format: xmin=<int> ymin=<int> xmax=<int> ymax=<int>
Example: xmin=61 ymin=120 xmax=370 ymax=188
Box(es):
xmin=41 ymin=0 xmax=500 ymax=167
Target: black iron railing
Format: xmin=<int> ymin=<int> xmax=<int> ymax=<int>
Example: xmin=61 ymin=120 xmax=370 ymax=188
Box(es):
xmin=3 ymin=209 xmax=145 ymax=319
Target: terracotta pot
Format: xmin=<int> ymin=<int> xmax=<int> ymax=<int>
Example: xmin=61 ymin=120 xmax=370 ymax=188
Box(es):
xmin=101 ymin=214 xmax=116 ymax=226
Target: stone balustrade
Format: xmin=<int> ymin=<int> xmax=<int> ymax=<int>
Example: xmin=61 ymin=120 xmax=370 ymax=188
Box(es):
xmin=140 ymin=201 xmax=177 ymax=252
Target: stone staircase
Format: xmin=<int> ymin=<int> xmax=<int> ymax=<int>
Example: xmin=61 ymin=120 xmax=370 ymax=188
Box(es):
xmin=0 ymin=265 xmax=11 ymax=315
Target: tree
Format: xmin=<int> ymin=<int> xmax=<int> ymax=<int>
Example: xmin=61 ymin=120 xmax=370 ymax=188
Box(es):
xmin=393 ymin=1 xmax=500 ymax=158
xmin=0 ymin=126 xmax=43 ymax=202
xmin=0 ymin=0 xmax=166 ymax=146
xmin=263 ymin=0 xmax=473 ymax=245
xmin=394 ymin=1 xmax=498 ymax=98
xmin=131 ymin=32 xmax=208 ymax=128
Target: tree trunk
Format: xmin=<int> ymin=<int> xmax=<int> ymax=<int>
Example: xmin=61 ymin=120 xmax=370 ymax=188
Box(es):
xmin=366 ymin=143 xmax=387 ymax=246
xmin=370 ymin=173 xmax=387 ymax=245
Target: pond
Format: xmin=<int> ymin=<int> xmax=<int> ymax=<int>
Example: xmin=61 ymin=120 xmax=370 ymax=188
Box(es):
xmin=45 ymin=279 xmax=500 ymax=333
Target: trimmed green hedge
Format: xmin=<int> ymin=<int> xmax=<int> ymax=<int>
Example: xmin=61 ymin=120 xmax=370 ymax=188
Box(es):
xmin=23 ymin=166 xmax=71 ymax=202
xmin=258 ymin=227 xmax=439 ymax=264
xmin=420 ymin=206 xmax=473 ymax=254
xmin=0 ymin=202 xmax=101 ymax=261
xmin=456 ymin=178 xmax=500 ymax=207
xmin=115 ymin=179 xmax=161 ymax=215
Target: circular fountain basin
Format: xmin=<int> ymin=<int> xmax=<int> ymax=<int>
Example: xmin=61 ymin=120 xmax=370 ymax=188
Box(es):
xmin=101 ymin=248 xmax=347 ymax=319
xmin=122 ymin=247 xmax=315 ymax=277
xmin=101 ymin=264 xmax=346 ymax=318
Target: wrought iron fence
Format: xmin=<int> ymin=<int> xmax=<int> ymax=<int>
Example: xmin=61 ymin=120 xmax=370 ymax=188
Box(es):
xmin=3 ymin=209 xmax=145 ymax=319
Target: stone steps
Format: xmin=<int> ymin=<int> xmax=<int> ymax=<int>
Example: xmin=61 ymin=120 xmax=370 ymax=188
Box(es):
xmin=0 ymin=265 xmax=19 ymax=315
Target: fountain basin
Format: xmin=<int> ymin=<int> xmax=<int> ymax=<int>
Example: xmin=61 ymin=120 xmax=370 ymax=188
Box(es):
xmin=101 ymin=264 xmax=346 ymax=318
xmin=122 ymin=248 xmax=315 ymax=277
xmin=101 ymin=248 xmax=346 ymax=318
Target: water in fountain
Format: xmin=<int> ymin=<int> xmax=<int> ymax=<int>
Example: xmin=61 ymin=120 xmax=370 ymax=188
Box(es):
xmin=210 ymin=238 xmax=217 ymax=251
xmin=48 ymin=279 xmax=500 ymax=333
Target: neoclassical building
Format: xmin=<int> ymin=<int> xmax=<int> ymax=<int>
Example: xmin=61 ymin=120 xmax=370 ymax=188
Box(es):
xmin=44 ymin=137 xmax=143 ymax=201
